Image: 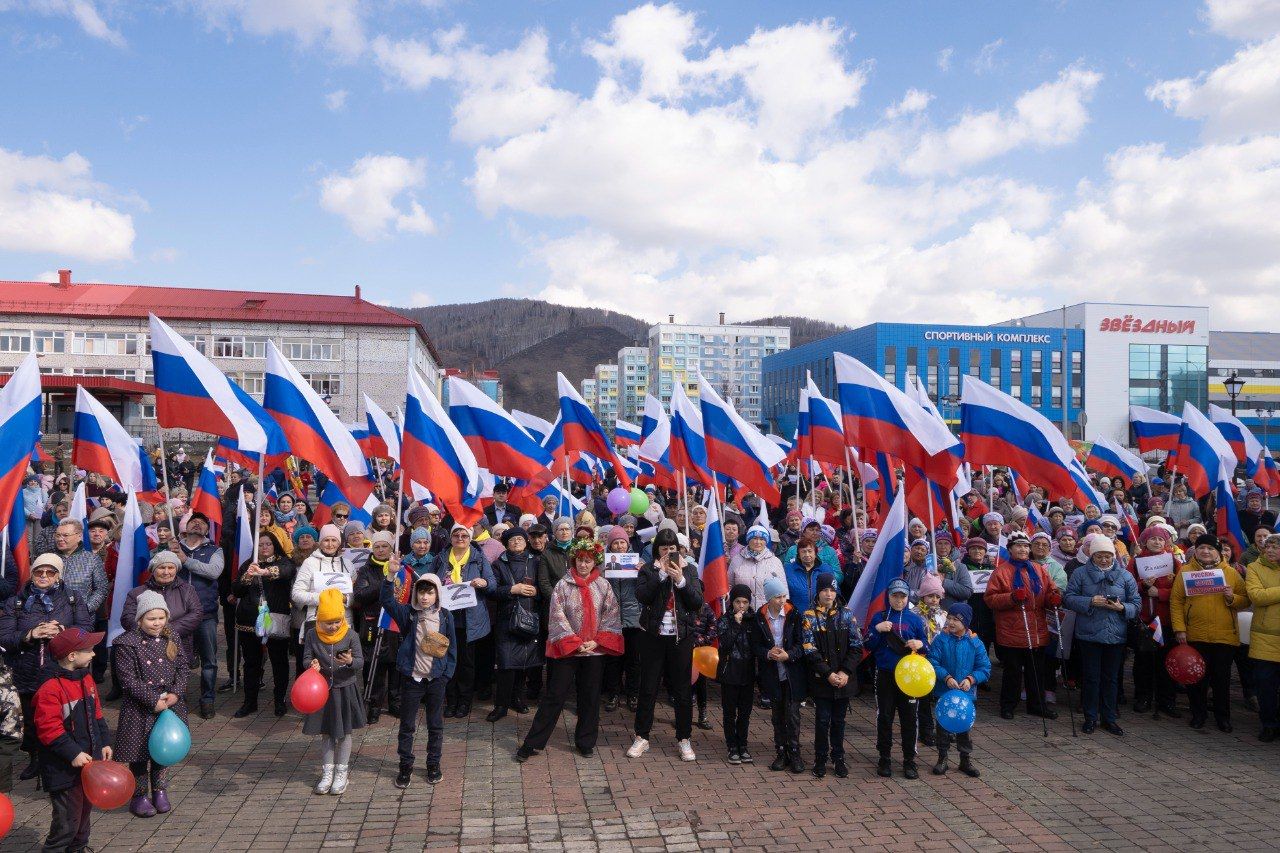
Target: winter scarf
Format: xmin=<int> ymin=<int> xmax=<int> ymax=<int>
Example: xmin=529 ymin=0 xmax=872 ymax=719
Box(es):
xmin=1009 ymin=558 xmax=1043 ymax=596
xmin=23 ymin=581 xmax=63 ymax=613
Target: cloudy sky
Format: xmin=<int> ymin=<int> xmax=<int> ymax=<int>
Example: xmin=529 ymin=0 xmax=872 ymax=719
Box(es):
xmin=3 ymin=0 xmax=1279 ymax=329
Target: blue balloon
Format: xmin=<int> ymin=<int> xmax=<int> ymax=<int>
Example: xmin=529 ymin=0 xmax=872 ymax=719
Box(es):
xmin=148 ymin=708 xmax=191 ymax=766
xmin=935 ymin=689 xmax=976 ymax=734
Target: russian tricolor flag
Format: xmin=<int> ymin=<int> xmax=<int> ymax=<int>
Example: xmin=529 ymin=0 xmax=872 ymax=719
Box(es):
xmin=1129 ymin=405 xmax=1181 ymax=456
xmin=835 ymin=353 xmax=960 ymax=489
xmin=189 ymin=449 xmax=224 ymax=538
xmin=960 ymin=375 xmax=1080 ymax=504
xmin=847 ymin=484 xmax=907 ymax=630
xmin=637 ymin=394 xmax=678 ymax=489
xmin=614 ymin=419 xmax=642 ymax=449
xmin=364 ymin=395 xmax=402 ymax=463
xmin=1216 ymin=476 xmax=1247 ymax=557
xmin=0 ymin=354 xmax=41 ymax=586
xmin=1208 ymin=404 xmax=1266 ymax=485
xmin=669 ymin=383 xmax=714 ymax=487
xmin=1175 ymin=403 xmax=1237 ymax=499
xmin=697 ymin=374 xmax=784 ymax=504
xmin=448 ymin=376 xmax=554 ymax=485
xmin=312 ymin=479 xmax=380 ymax=530
xmin=1084 ymin=435 xmax=1147 ymax=488
xmin=264 ymin=341 xmax=374 ymax=507
xmin=512 ymin=410 xmax=554 ymax=447
xmin=556 ymin=373 xmax=632 ymax=489
xmin=698 ymin=498 xmax=729 ymax=615
xmin=805 ymin=377 xmax=848 ymax=468
xmin=5 ymin=485 xmax=29 ymax=588
xmin=404 ymin=369 xmax=483 ymax=527
xmin=107 ymin=491 xmax=151 ymax=645
xmin=150 ymin=315 xmax=284 ymax=458
xmin=72 ymin=386 xmax=161 ymax=502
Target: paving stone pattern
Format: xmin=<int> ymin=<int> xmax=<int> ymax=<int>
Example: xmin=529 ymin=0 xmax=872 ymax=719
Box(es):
xmin=3 ymin=661 xmax=1278 ymax=852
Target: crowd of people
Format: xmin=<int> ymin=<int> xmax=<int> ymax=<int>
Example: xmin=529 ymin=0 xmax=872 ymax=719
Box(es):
xmin=4 ymin=446 xmax=1279 ymax=852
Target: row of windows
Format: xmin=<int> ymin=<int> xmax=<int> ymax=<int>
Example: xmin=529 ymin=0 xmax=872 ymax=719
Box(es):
xmin=0 ymin=329 xmax=343 ymax=361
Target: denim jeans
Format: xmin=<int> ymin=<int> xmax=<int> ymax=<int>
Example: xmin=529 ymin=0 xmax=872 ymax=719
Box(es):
xmin=1077 ymin=639 xmax=1124 ymax=724
xmin=194 ymin=617 xmax=219 ymax=703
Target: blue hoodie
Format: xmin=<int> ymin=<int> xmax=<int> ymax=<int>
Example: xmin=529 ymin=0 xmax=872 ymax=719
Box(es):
xmin=928 ymin=630 xmax=992 ymax=696
xmin=863 ymin=606 xmax=929 ymax=670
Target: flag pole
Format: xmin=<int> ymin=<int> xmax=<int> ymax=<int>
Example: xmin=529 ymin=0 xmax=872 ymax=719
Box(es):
xmin=392 ymin=466 xmax=406 ymax=557
xmin=844 ymin=446 xmax=860 ymax=544
xmin=0 ymin=527 xmax=7 ymax=579
xmin=253 ymin=454 xmax=265 ymax=548
xmin=926 ymin=476 xmax=938 ymax=567
xmin=680 ymin=468 xmax=690 ymax=542
xmin=157 ymin=433 xmax=177 ymax=538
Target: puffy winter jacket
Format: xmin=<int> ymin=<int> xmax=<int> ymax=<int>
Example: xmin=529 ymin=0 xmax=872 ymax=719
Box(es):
xmin=1169 ymin=560 xmax=1249 ymax=645
xmin=984 ymin=559 xmax=1059 ymax=649
xmin=0 ymin=584 xmax=93 ymax=693
xmin=430 ymin=546 xmax=496 ymax=642
xmin=1064 ymin=562 xmax=1140 ymax=646
xmin=636 ymin=560 xmax=705 ymax=639
xmin=728 ymin=547 xmax=785 ymax=610
xmin=800 ymin=603 xmax=862 ymax=699
xmin=928 ymin=630 xmax=992 ymax=697
xmin=713 ymin=610 xmax=758 ymax=686
xmin=864 ymin=606 xmax=930 ymax=671
xmin=1246 ymin=557 xmax=1280 ymax=663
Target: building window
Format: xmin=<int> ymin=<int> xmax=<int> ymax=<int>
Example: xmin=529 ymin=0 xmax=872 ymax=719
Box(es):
xmin=1129 ymin=344 xmax=1207 ymax=413
xmin=990 ymin=349 xmax=1002 ymax=389
xmin=214 ymin=335 xmax=268 ymax=359
xmin=1031 ymin=383 xmax=1042 ymax=406
xmin=948 ymin=348 xmax=960 ymax=396
xmin=226 ymin=371 xmax=264 ymax=395
xmin=883 ymin=345 xmax=896 ymax=386
xmin=140 ymin=403 xmax=156 ymax=420
xmin=70 ymin=367 xmax=136 ymax=379
xmin=70 ymin=332 xmax=141 ymax=355
xmin=969 ymin=350 xmax=980 ymax=378
xmin=1052 ymin=384 xmax=1062 ymax=407
xmin=303 ymin=373 xmax=342 ymax=396
xmin=0 ymin=331 xmax=30 ymax=352
xmin=282 ymin=338 xmax=340 ymax=361
xmin=33 ymin=331 xmax=65 ymax=354
xmin=180 ymin=334 xmax=207 ymax=355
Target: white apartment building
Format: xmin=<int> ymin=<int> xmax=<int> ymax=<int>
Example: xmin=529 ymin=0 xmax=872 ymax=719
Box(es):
xmin=617 ymin=346 xmax=648 ymax=423
xmin=593 ymin=363 xmax=619 ymax=428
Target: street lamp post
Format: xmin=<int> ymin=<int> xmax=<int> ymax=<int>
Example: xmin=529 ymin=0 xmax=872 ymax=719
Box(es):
xmin=1225 ymin=371 xmax=1246 ymax=416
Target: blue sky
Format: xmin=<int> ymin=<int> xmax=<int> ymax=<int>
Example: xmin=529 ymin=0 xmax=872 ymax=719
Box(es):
xmin=3 ymin=1 xmax=1278 ymax=329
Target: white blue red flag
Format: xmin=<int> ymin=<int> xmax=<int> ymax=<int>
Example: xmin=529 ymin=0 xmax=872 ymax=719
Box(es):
xmin=189 ymin=449 xmax=224 ymax=538
xmin=73 ymin=386 xmax=161 ymax=501
xmin=1129 ymin=405 xmax=1181 ymax=456
xmin=404 ymin=370 xmax=483 ymax=526
xmin=1175 ymin=402 xmax=1236 ymax=499
xmin=847 ymin=484 xmax=907 ymax=629
xmin=805 ymin=377 xmax=849 ymax=467
xmin=1084 ymin=435 xmax=1146 ymax=487
xmin=0 ymin=354 xmax=42 ymax=570
xmin=556 ymin=373 xmax=633 ymax=489
xmin=364 ymin=394 xmax=402 ymax=463
xmin=448 ymin=376 xmax=554 ymax=486
xmin=698 ymin=498 xmax=729 ymax=615
xmin=697 ymin=374 xmax=785 ymax=504
xmin=107 ymin=491 xmax=151 ymax=645
xmin=511 ymin=410 xmax=554 ymax=446
xmin=668 ymin=383 xmax=714 ymax=487
xmin=614 ymin=419 xmax=642 ymax=449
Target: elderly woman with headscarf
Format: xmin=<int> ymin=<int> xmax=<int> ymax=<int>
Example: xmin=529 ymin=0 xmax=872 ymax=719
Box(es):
xmin=272 ymin=492 xmax=302 ymax=538
xmin=120 ymin=550 xmax=203 ymax=661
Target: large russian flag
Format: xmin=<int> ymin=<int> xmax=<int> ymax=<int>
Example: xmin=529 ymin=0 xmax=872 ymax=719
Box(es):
xmin=637 ymin=394 xmax=678 ymax=489
xmin=312 ymin=479 xmax=381 ymax=530
xmin=805 ymin=378 xmax=848 ymax=468
xmin=364 ymin=395 xmax=402 ymax=463
xmin=835 ymin=353 xmax=960 ymax=489
xmin=264 ymin=341 xmax=374 ymax=507
xmin=796 ymin=386 xmax=813 ymax=461
xmin=1208 ymin=404 xmax=1266 ymax=485
xmin=1129 ymin=405 xmax=1181 ymax=455
xmin=189 ymin=449 xmax=224 ymax=537
xmin=697 ymin=374 xmax=784 ymax=504
xmin=106 ymin=491 xmax=150 ymax=645
xmin=846 ymin=484 xmax=907 ymax=630
xmin=1215 ymin=476 xmax=1247 ymax=557
xmin=0 ymin=354 xmax=41 ymax=585
xmin=960 ymin=375 xmax=1080 ymax=503
xmin=403 ymin=369 xmax=483 ymax=527
xmin=698 ymin=498 xmax=729 ymax=615
xmin=669 ymin=383 xmax=714 ymax=487
xmin=448 ymin=376 xmax=554 ymax=485
xmin=512 ymin=410 xmax=554 ymax=447
xmin=150 ymin=315 xmax=284 ymax=457
xmin=5 ymin=486 xmax=29 ymax=589
xmin=556 ymin=373 xmax=633 ymax=489
xmin=72 ymin=386 xmax=161 ymax=502
xmin=1175 ymin=403 xmax=1237 ymax=499
xmin=1084 ymin=435 xmax=1146 ymax=487
xmin=614 ymin=418 xmax=642 ymax=449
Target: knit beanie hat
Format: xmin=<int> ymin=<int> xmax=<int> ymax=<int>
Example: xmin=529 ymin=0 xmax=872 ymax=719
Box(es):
xmin=605 ymin=526 xmax=630 ymax=547
xmin=949 ymin=602 xmax=973 ymax=629
xmin=135 ymin=589 xmax=169 ymax=618
xmin=149 ymin=550 xmax=182 ymax=571
xmin=410 ymin=527 xmax=431 ymax=544
xmin=293 ymin=524 xmax=318 ymax=544
xmin=342 ymin=521 xmax=365 ymax=539
xmin=745 ymin=525 xmax=771 ymax=545
xmin=729 ymin=583 xmax=752 ymax=604
xmin=316 ymin=588 xmax=345 ymax=622
xmin=408 ymin=505 xmax=431 ymax=525
xmin=502 ymin=526 xmax=529 ymax=547
xmin=763 ymin=576 xmax=788 ymax=601
xmin=318 ymin=524 xmax=343 ymax=543
xmin=617 ymin=514 xmax=638 ymax=527
xmin=370 ymin=530 xmax=396 ymax=546
xmin=815 ymin=572 xmax=836 ymax=596
xmin=918 ymin=573 xmax=945 ymax=600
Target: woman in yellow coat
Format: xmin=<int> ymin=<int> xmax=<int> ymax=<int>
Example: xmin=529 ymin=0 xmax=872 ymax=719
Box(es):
xmin=1169 ymin=535 xmax=1249 ymax=732
xmin=1246 ymin=533 xmax=1280 ymax=741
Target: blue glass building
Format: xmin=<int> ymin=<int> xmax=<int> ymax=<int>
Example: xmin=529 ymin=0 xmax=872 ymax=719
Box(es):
xmin=762 ymin=322 xmax=1086 ymax=438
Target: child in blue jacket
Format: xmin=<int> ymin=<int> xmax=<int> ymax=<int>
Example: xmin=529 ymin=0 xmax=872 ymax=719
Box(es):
xmin=927 ymin=602 xmax=990 ymax=777
xmin=864 ymin=578 xmax=929 ymax=779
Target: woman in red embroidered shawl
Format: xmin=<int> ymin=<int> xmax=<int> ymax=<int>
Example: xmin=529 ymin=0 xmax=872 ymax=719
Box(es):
xmin=515 ymin=538 xmax=623 ymax=762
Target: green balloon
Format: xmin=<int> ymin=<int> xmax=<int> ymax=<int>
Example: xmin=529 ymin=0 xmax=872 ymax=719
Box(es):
xmin=628 ymin=488 xmax=650 ymax=516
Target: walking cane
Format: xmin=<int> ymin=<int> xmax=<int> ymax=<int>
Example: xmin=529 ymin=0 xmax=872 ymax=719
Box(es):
xmin=1020 ymin=601 xmax=1049 ymax=738
xmin=1051 ymin=606 xmax=1077 ymax=737
xmin=232 ymin=631 xmax=241 ymax=694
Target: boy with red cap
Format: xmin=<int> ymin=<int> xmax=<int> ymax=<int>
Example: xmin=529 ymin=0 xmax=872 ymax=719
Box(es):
xmin=32 ymin=626 xmax=113 ymax=852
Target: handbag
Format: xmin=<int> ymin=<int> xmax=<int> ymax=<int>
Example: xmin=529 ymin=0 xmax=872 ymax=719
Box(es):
xmin=510 ymin=600 xmax=541 ymax=639
xmin=267 ymin=612 xmax=291 ymax=640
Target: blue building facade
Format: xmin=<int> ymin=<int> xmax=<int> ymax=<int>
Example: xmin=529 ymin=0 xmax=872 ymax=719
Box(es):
xmin=763 ymin=322 xmax=1086 ymax=437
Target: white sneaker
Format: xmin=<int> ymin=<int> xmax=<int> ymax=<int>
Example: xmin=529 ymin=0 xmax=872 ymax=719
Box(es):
xmin=678 ymin=739 xmax=696 ymax=762
xmin=330 ymin=764 xmax=349 ymax=795
xmin=626 ymin=736 xmax=650 ymax=758
xmin=1045 ymin=690 xmax=1057 ymax=705
xmin=314 ymin=764 xmax=334 ymax=795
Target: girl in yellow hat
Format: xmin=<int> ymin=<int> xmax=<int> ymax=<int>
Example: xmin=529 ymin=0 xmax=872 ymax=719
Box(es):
xmin=302 ymin=587 xmax=365 ymax=796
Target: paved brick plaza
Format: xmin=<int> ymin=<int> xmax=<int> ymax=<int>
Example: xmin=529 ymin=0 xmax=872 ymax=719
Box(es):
xmin=2 ymin=667 xmax=1277 ymax=852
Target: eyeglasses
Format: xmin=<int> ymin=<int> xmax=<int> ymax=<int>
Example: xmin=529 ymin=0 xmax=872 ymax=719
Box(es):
xmin=32 ymin=569 xmax=58 ymax=577
xmin=333 ymin=514 xmax=349 ymax=520
xmin=451 ymin=533 xmax=470 ymax=539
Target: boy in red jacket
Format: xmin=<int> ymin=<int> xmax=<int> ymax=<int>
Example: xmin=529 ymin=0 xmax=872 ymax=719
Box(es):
xmin=33 ymin=626 xmax=113 ymax=853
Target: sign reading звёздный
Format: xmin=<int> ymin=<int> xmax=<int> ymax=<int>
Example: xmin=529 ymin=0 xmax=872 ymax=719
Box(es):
xmin=1097 ymin=316 xmax=1197 ymax=334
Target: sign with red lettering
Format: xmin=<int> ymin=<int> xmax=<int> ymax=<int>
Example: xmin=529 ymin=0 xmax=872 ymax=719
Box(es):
xmin=1098 ymin=316 xmax=1197 ymax=334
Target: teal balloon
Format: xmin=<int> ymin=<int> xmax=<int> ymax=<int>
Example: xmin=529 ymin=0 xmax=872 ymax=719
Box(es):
xmin=627 ymin=488 xmax=650 ymax=516
xmin=148 ymin=708 xmax=191 ymax=766
xmin=936 ymin=689 xmax=976 ymax=734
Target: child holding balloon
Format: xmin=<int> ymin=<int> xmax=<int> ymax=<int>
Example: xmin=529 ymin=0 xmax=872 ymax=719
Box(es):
xmin=32 ymin=627 xmax=113 ymax=853
xmin=926 ymin=603 xmax=990 ymax=777
xmin=864 ymin=578 xmax=929 ymax=779
xmin=303 ymin=588 xmax=365 ymax=796
xmin=112 ymin=590 xmax=189 ymax=817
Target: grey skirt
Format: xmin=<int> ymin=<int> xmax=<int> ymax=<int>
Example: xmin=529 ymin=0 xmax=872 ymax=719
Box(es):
xmin=302 ymin=682 xmax=367 ymax=739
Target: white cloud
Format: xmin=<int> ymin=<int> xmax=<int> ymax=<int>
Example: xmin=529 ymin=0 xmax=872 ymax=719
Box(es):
xmin=936 ymin=46 xmax=953 ymax=71
xmin=405 ymin=290 xmax=434 ymax=308
xmin=187 ymin=0 xmax=365 ymax=60
xmin=0 ymin=146 xmax=135 ymax=260
xmin=3 ymin=0 xmax=126 ymax=46
xmin=585 ymin=2 xmax=701 ymax=101
xmin=971 ymin=38 xmax=1004 ymax=74
xmin=1203 ymin=0 xmax=1280 ymax=39
xmin=319 ymin=154 xmax=436 ymax=239
xmin=885 ymin=88 xmax=933 ymax=119
xmin=1148 ymin=35 xmax=1280 ymax=139
xmin=324 ymin=89 xmax=347 ymax=111
xmin=904 ymin=65 xmax=1102 ymax=175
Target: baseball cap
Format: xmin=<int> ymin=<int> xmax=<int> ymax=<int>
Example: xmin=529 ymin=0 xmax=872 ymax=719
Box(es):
xmin=49 ymin=627 xmax=104 ymax=660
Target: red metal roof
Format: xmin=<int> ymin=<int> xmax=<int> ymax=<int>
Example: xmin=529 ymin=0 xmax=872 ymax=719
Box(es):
xmin=0 ymin=374 xmax=155 ymax=396
xmin=0 ymin=279 xmax=439 ymax=363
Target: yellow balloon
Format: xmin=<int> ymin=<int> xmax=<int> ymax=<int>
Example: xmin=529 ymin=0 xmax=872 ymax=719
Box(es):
xmin=693 ymin=646 xmax=719 ymax=680
xmin=894 ymin=652 xmax=936 ymax=698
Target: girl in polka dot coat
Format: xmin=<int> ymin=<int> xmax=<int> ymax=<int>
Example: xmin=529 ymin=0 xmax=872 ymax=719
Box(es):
xmin=113 ymin=590 xmax=189 ymax=817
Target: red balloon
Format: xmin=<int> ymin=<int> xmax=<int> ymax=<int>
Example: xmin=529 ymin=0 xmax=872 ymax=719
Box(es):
xmin=82 ymin=760 xmax=135 ymax=810
xmin=0 ymin=792 xmax=12 ymax=838
xmin=1166 ymin=643 xmax=1207 ymax=687
xmin=291 ymin=667 xmax=330 ymax=715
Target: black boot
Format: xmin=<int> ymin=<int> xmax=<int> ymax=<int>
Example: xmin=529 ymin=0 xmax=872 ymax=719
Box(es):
xmin=18 ymin=755 xmax=37 ymax=781
xmin=769 ymin=750 xmax=787 ymax=772
xmin=232 ymin=701 xmax=258 ymax=719
xmin=932 ymin=751 xmax=948 ymax=775
xmin=696 ymin=708 xmax=712 ymax=730
xmin=367 ymin=705 xmax=381 ymax=725
xmin=902 ymin=760 xmax=919 ymax=780
xmin=788 ymin=750 xmax=805 ymax=774
xmin=876 ymin=756 xmax=892 ymax=777
xmin=959 ymin=754 xmax=980 ymax=777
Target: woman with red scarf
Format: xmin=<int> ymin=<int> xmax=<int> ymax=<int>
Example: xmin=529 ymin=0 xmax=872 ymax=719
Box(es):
xmin=515 ymin=538 xmax=623 ymax=762
xmin=1128 ymin=526 xmax=1181 ymax=717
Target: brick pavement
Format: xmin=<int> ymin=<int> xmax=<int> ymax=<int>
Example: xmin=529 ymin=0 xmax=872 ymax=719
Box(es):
xmin=2 ymin=663 xmax=1277 ymax=852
